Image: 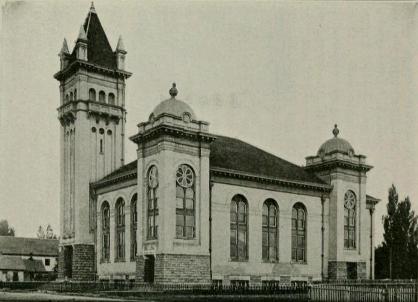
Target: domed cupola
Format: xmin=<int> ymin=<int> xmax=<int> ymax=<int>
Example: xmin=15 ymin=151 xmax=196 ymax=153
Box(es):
xmin=150 ymin=83 xmax=196 ymax=122
xmin=317 ymin=124 xmax=355 ymax=157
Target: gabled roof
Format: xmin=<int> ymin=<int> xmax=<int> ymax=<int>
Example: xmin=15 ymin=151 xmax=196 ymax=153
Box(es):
xmin=69 ymin=8 xmax=116 ymax=69
xmin=92 ymin=135 xmax=327 ymax=190
xmin=0 ymin=236 xmax=58 ymax=257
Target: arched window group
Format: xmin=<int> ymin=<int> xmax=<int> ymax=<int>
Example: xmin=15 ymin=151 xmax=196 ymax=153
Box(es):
xmin=344 ymin=190 xmax=356 ymax=249
xmin=147 ymin=166 xmax=159 ymax=239
xmin=131 ymin=194 xmax=137 ymax=261
xmin=88 ymin=88 xmax=116 ymax=105
xmin=89 ymin=88 xmax=96 ymax=102
xmin=229 ymin=197 xmax=307 ymax=263
xmin=175 ymin=164 xmax=195 ymax=239
xmin=101 ymin=201 xmax=110 ymax=262
xmin=115 ymin=198 xmax=125 ymax=260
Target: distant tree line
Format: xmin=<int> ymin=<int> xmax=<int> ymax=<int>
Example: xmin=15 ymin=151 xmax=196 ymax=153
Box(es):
xmin=0 ymin=219 xmax=15 ymax=236
xmin=375 ymin=185 xmax=418 ymax=279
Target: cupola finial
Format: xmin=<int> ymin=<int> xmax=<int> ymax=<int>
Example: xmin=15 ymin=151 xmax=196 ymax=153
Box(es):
xmin=90 ymin=2 xmax=96 ymax=13
xmin=333 ymin=124 xmax=339 ymax=137
xmin=169 ymin=83 xmax=178 ymax=98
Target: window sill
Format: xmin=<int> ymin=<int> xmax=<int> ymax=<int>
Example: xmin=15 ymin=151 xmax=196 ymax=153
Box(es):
xmin=291 ymin=261 xmax=307 ymax=265
xmin=344 ymin=247 xmax=357 ymax=251
xmin=262 ymin=259 xmax=279 ymax=264
xmin=229 ymin=258 xmax=249 ymax=263
xmin=100 ymin=259 xmax=110 ymax=264
xmin=114 ymin=258 xmax=125 ymax=263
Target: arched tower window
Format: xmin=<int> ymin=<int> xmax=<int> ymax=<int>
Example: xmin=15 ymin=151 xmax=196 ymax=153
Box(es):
xmin=74 ymin=89 xmax=77 ymax=100
xmin=130 ymin=194 xmax=137 ymax=261
xmin=99 ymin=91 xmax=106 ymax=103
xmin=115 ymin=198 xmax=125 ymax=260
xmin=344 ymin=191 xmax=356 ymax=249
xmin=230 ymin=195 xmax=248 ymax=261
xmin=89 ymin=88 xmax=96 ymax=101
xmin=147 ymin=166 xmax=159 ymax=239
xmin=101 ymin=201 xmax=110 ymax=262
xmin=292 ymin=203 xmax=306 ymax=263
xmin=108 ymin=93 xmax=115 ymax=105
xmin=262 ymin=199 xmax=278 ymax=261
xmin=70 ymin=92 xmax=73 ymax=101
xmin=65 ymin=94 xmax=69 ymax=103
xmin=175 ymin=164 xmax=195 ymax=239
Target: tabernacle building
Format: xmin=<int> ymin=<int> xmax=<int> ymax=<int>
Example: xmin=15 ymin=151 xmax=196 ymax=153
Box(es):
xmin=54 ymin=4 xmax=379 ymax=284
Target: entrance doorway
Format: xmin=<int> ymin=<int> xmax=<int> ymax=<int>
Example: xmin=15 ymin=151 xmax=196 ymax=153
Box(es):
xmin=347 ymin=262 xmax=357 ymax=280
xmin=63 ymin=245 xmax=73 ymax=279
xmin=144 ymin=255 xmax=155 ymax=283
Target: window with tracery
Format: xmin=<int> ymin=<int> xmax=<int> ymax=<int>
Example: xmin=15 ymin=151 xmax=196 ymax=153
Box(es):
xmin=262 ymin=199 xmax=278 ymax=261
xmin=147 ymin=166 xmax=159 ymax=239
xmin=101 ymin=201 xmax=110 ymax=262
xmin=130 ymin=194 xmax=137 ymax=261
xmin=230 ymin=195 xmax=248 ymax=261
xmin=175 ymin=164 xmax=195 ymax=239
xmin=292 ymin=203 xmax=306 ymax=263
xmin=344 ymin=190 xmax=356 ymax=249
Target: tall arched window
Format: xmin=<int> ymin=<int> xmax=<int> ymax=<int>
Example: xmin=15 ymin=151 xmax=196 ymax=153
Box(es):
xmin=89 ymin=88 xmax=96 ymax=101
xmin=175 ymin=164 xmax=195 ymax=239
xmin=147 ymin=166 xmax=159 ymax=239
xmin=292 ymin=203 xmax=306 ymax=263
xmin=344 ymin=191 xmax=356 ymax=249
xmin=99 ymin=91 xmax=106 ymax=103
xmin=262 ymin=199 xmax=278 ymax=261
xmin=65 ymin=94 xmax=69 ymax=103
xmin=130 ymin=194 xmax=137 ymax=261
xmin=74 ymin=89 xmax=77 ymax=100
xmin=115 ymin=198 xmax=125 ymax=260
xmin=230 ymin=195 xmax=248 ymax=261
xmin=108 ymin=93 xmax=115 ymax=105
xmin=70 ymin=92 xmax=73 ymax=101
xmin=101 ymin=201 xmax=110 ymax=262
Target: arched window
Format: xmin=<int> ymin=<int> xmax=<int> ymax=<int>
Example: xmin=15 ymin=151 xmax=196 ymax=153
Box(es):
xmin=230 ymin=195 xmax=248 ymax=261
xmin=147 ymin=166 xmax=159 ymax=239
xmin=175 ymin=164 xmax=195 ymax=239
xmin=74 ymin=89 xmax=77 ymax=100
xmin=292 ymin=203 xmax=306 ymax=263
xmin=89 ymin=88 xmax=96 ymax=101
xmin=70 ymin=92 xmax=73 ymax=101
xmin=130 ymin=194 xmax=137 ymax=261
xmin=108 ymin=93 xmax=115 ymax=105
xmin=262 ymin=199 xmax=278 ymax=261
xmin=99 ymin=91 xmax=106 ymax=103
xmin=65 ymin=94 xmax=69 ymax=103
xmin=101 ymin=201 xmax=110 ymax=262
xmin=115 ymin=198 xmax=125 ymax=260
xmin=344 ymin=191 xmax=356 ymax=249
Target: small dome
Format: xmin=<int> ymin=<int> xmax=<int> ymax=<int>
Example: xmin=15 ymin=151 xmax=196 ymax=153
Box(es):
xmin=317 ymin=125 xmax=355 ymax=156
xmin=150 ymin=83 xmax=196 ymax=120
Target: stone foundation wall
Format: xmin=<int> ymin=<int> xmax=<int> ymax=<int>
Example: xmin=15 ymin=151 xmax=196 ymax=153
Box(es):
xmin=328 ymin=261 xmax=367 ymax=280
xmin=72 ymin=244 xmax=95 ymax=281
xmin=135 ymin=256 xmax=145 ymax=282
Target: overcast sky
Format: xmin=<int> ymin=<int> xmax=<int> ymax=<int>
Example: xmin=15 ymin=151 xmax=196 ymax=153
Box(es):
xmin=1 ymin=0 xmax=417 ymax=245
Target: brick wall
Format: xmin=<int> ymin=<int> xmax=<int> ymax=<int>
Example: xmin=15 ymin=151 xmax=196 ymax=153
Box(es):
xmin=135 ymin=256 xmax=145 ymax=282
xmin=328 ymin=261 xmax=367 ymax=280
xmin=72 ymin=244 xmax=95 ymax=281
xmin=57 ymin=248 xmax=65 ymax=279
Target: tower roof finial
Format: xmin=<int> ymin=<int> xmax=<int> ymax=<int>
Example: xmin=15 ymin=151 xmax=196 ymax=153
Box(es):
xmin=169 ymin=83 xmax=178 ymax=98
xmin=60 ymin=38 xmax=70 ymax=55
xmin=90 ymin=2 xmax=96 ymax=13
xmin=332 ymin=124 xmax=339 ymax=137
xmin=116 ymin=35 xmax=126 ymax=53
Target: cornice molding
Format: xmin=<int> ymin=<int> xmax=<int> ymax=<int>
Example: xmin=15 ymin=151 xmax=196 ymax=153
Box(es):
xmin=304 ymin=159 xmax=372 ymax=173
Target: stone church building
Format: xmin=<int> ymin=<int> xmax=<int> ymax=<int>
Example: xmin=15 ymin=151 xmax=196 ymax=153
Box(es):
xmin=54 ymin=4 xmax=379 ymax=284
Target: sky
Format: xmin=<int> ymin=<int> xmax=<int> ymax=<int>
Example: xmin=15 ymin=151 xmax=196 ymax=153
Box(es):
xmin=0 ymin=0 xmax=417 ymax=245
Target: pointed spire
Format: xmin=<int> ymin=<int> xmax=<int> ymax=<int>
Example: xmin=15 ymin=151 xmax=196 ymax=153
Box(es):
xmin=60 ymin=38 xmax=70 ymax=55
xmin=116 ymin=35 xmax=126 ymax=53
xmin=77 ymin=25 xmax=87 ymax=42
xmin=89 ymin=2 xmax=96 ymax=14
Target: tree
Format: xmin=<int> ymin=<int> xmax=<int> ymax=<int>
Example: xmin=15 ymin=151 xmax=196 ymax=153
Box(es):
xmin=375 ymin=185 xmax=418 ymax=279
xmin=0 ymin=220 xmax=15 ymax=236
xmin=37 ymin=224 xmax=57 ymax=239
xmin=36 ymin=225 xmax=45 ymax=239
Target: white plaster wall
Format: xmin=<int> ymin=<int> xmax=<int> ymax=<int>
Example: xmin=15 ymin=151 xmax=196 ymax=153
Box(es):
xmin=211 ymin=182 xmax=325 ymax=281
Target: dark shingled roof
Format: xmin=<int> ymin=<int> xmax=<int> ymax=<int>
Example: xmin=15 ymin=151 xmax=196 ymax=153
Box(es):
xmin=210 ymin=135 xmax=326 ymax=185
xmin=0 ymin=256 xmax=46 ymax=272
xmin=69 ymin=9 xmax=116 ymax=69
xmin=94 ymin=135 xmax=326 ymax=187
xmin=0 ymin=236 xmax=58 ymax=257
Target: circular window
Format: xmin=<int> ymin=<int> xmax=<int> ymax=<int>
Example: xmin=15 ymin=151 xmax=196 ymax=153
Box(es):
xmin=183 ymin=112 xmax=191 ymax=123
xmin=91 ymin=127 xmax=97 ymax=133
xmin=107 ymin=130 xmax=112 ymax=135
xmin=99 ymin=128 xmax=104 ymax=135
xmin=176 ymin=164 xmax=194 ymax=188
xmin=344 ymin=191 xmax=356 ymax=209
xmin=148 ymin=166 xmax=158 ymax=188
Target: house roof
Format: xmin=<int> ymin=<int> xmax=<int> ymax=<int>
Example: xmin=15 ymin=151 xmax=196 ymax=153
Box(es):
xmin=0 ymin=256 xmax=46 ymax=272
xmin=69 ymin=7 xmax=116 ymax=69
xmin=0 ymin=236 xmax=58 ymax=257
xmin=93 ymin=135 xmax=327 ymax=189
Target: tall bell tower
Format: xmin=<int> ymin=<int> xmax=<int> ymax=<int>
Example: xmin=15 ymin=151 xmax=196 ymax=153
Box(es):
xmin=54 ymin=3 xmax=131 ymax=280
